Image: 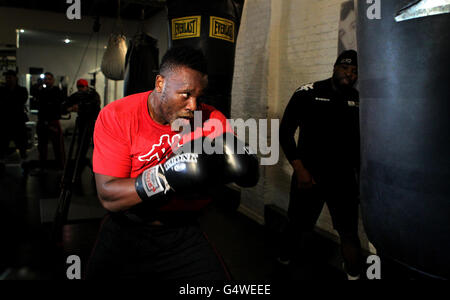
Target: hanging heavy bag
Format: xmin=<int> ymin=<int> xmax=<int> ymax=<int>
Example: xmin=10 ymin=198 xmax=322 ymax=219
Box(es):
xmin=123 ymin=33 xmax=159 ymax=96
xmin=101 ymin=33 xmax=128 ymax=80
xmin=357 ymin=0 xmax=450 ymax=279
xmin=166 ymin=0 xmax=245 ymax=118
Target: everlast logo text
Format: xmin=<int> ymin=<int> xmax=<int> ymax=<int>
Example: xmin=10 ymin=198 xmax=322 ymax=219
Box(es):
xmin=209 ymin=16 xmax=235 ymax=43
xmin=171 ymin=16 xmax=201 ymax=40
xmin=214 ymin=22 xmax=233 ymax=38
xmin=175 ymin=20 xmax=196 ymax=35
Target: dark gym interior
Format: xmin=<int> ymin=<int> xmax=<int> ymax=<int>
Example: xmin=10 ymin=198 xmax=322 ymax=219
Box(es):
xmin=0 ymin=0 xmax=448 ymax=283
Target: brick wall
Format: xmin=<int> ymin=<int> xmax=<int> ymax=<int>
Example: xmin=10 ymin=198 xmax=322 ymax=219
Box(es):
xmin=231 ymin=0 xmax=272 ymax=222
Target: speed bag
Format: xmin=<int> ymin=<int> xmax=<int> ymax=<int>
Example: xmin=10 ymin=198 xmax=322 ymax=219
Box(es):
xmin=101 ymin=33 xmax=128 ymax=80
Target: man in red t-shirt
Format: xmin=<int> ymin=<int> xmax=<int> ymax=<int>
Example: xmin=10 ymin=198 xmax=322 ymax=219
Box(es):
xmin=86 ymin=46 xmax=258 ymax=279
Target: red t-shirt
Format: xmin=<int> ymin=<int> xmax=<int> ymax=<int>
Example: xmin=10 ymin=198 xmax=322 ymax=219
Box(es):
xmin=93 ymin=90 xmax=232 ymax=211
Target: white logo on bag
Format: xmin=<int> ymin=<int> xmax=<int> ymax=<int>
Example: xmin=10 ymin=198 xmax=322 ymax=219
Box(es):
xmin=138 ymin=134 xmax=181 ymax=162
xmin=315 ymin=97 xmax=331 ymax=102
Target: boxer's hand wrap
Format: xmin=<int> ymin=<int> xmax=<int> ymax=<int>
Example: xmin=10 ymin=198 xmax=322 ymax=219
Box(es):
xmin=135 ymin=165 xmax=170 ymax=201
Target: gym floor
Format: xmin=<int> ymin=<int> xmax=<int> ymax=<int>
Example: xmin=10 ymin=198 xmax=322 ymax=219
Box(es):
xmin=0 ymin=133 xmax=424 ymax=280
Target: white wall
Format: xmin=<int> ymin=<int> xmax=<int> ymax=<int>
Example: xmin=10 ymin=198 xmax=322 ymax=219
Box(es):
xmin=230 ymin=0 xmax=272 ymax=222
xmin=232 ymin=0 xmax=374 ymax=252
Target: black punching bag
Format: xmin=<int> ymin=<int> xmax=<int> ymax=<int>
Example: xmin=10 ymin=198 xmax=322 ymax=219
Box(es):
xmin=123 ymin=33 xmax=159 ymax=96
xmin=166 ymin=0 xmax=245 ymax=118
xmin=357 ymin=0 xmax=450 ymax=278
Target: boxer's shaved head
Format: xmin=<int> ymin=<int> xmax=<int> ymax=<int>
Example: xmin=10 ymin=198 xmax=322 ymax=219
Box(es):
xmin=159 ymin=46 xmax=208 ymax=78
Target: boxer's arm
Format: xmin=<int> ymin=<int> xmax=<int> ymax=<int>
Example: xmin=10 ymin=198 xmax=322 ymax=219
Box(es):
xmin=95 ymin=148 xmax=222 ymax=212
xmin=95 ymin=173 xmax=142 ymax=212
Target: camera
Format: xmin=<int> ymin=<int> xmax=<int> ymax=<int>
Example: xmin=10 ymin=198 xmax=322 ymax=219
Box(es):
xmin=64 ymin=88 xmax=100 ymax=119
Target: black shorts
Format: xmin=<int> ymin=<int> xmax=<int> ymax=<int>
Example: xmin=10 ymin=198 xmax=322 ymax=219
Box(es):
xmin=288 ymin=174 xmax=359 ymax=234
xmin=85 ymin=213 xmax=231 ymax=280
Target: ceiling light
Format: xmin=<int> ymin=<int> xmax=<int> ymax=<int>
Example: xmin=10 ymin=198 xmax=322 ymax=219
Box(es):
xmin=19 ymin=29 xmax=24 ymax=33
xmin=64 ymin=38 xmax=71 ymax=44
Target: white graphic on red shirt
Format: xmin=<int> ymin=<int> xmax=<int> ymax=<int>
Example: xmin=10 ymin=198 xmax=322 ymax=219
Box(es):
xmin=138 ymin=134 xmax=181 ymax=163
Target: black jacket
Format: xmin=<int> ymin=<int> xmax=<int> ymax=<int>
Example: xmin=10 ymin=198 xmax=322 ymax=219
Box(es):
xmin=279 ymin=78 xmax=360 ymax=178
xmin=0 ymin=85 xmax=28 ymax=124
xmin=37 ymin=85 xmax=64 ymax=121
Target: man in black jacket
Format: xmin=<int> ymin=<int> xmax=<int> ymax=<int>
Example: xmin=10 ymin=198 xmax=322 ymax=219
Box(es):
xmin=279 ymin=50 xmax=362 ymax=279
xmin=35 ymin=72 xmax=65 ymax=172
xmin=64 ymin=78 xmax=101 ymax=183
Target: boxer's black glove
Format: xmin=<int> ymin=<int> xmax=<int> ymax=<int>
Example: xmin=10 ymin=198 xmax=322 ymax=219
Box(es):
xmin=135 ymin=133 xmax=259 ymax=202
xmin=216 ymin=132 xmax=260 ymax=187
xmin=175 ymin=133 xmax=259 ymax=187
xmin=135 ymin=143 xmax=224 ymax=201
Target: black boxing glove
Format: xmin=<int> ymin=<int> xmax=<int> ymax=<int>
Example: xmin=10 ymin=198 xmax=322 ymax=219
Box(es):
xmin=212 ymin=132 xmax=260 ymax=187
xmin=135 ymin=141 xmax=225 ymax=201
xmin=135 ymin=163 xmax=170 ymax=202
xmin=168 ymin=136 xmax=226 ymax=188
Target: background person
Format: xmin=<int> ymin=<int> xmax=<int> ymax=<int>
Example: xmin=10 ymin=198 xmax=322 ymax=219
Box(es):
xmin=63 ymin=78 xmax=101 ymax=185
xmin=0 ymin=70 xmax=28 ymax=163
xmin=34 ymin=72 xmax=65 ymax=174
xmin=279 ymin=50 xmax=361 ymax=280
